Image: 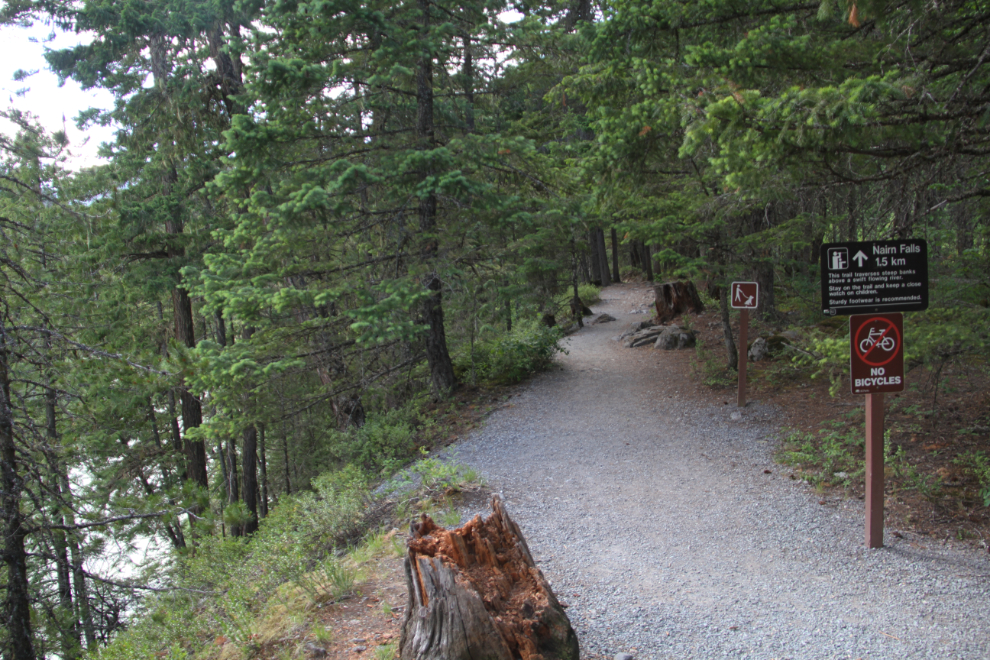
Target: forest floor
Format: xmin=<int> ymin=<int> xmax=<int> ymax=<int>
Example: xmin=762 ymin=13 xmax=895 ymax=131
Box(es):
xmin=298 ymin=282 xmax=990 ymax=659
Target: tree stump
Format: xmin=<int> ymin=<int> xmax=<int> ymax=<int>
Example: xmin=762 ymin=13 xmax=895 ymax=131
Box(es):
xmin=400 ymin=497 xmax=579 ymax=660
xmin=653 ymin=280 xmax=705 ymax=323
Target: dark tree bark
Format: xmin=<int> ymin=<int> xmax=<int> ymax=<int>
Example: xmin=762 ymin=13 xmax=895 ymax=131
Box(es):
xmin=242 ymin=425 xmax=259 ymax=535
xmin=595 ymin=228 xmax=611 ymax=287
xmin=588 ymin=229 xmax=602 ymax=285
xmin=45 ymin=370 xmax=82 ymax=660
xmin=258 ymin=424 xmax=269 ymax=518
xmin=226 ymin=437 xmax=241 ymax=537
xmin=720 ymin=284 xmax=739 ymax=371
xmin=281 ymin=421 xmax=291 ymax=495
xmin=462 ymin=35 xmax=475 ymax=133
xmin=416 ymin=0 xmax=457 ymax=397
xmin=610 ymin=227 xmax=621 ymax=282
xmin=400 ymin=498 xmax=579 ymax=660
xmin=152 ymin=33 xmax=208 ymax=493
xmin=755 ymin=261 xmax=775 ymax=322
xmin=639 ymin=242 xmax=655 ymax=281
xmin=1 ymin=323 xmax=37 ymax=660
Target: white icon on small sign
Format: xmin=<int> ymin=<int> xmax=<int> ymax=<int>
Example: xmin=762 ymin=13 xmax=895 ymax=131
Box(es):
xmin=828 ymin=248 xmax=849 ymax=270
xmin=852 ymin=250 xmax=869 ymax=267
xmin=730 ymin=282 xmax=758 ymax=309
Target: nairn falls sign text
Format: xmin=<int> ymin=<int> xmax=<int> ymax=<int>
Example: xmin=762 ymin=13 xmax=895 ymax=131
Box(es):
xmin=820 ymin=239 xmax=929 ymax=316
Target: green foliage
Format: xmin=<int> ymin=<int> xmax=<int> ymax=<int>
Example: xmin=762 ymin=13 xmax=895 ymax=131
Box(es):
xmin=955 ymin=452 xmax=990 ymax=507
xmin=778 ymin=422 xmax=864 ymax=487
xmin=691 ymin=337 xmax=736 ymax=388
xmin=453 ymin=320 xmax=564 ymax=386
xmin=787 ymin=329 xmax=850 ymax=396
xmin=337 ymin=410 xmax=418 ymax=476
xmin=97 ymin=465 xmax=371 ymax=659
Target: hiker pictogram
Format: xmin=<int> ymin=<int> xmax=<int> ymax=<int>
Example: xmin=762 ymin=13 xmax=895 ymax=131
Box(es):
xmin=730 ymin=282 xmax=758 ymax=309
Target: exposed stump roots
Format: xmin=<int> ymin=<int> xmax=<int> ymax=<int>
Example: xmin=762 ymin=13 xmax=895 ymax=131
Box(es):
xmin=399 ymin=497 xmax=579 ymax=660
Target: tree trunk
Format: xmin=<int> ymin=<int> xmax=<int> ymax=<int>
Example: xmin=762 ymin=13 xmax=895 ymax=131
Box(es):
xmin=755 ymin=260 xmax=775 ymax=322
xmin=610 ymin=227 xmax=621 ymax=282
xmin=400 ymin=498 xmax=579 ymax=660
xmin=242 ymin=425 xmax=259 ymax=535
xmin=462 ymin=34 xmax=475 ymax=133
xmin=259 ymin=424 xmax=269 ymax=518
xmin=595 ymin=228 xmax=611 ymax=287
xmin=588 ymin=229 xmax=601 ymax=285
xmin=281 ymin=421 xmax=291 ymax=495
xmin=46 ymin=371 xmax=82 ymax=660
xmin=417 ymin=0 xmax=456 ymax=398
xmin=653 ymin=280 xmax=705 ymax=323
xmin=720 ymin=285 xmax=738 ymax=371
xmin=226 ymin=437 xmax=242 ymax=537
xmin=1 ymin=324 xmax=37 ymax=660
xmin=640 ymin=242 xmax=654 ymax=281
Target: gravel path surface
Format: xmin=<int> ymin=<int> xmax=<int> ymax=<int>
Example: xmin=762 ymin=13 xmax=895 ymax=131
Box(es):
xmin=447 ymin=283 xmax=990 ymax=659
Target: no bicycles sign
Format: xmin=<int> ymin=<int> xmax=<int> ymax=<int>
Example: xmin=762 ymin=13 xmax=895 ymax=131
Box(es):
xmin=849 ymin=313 xmax=904 ymax=394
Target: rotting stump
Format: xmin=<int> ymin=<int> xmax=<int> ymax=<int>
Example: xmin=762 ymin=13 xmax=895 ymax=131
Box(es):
xmin=399 ymin=497 xmax=579 ymax=660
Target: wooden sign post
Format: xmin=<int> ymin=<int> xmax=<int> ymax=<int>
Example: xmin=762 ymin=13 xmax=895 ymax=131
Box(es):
xmin=849 ymin=312 xmax=904 ymax=548
xmin=821 ymin=239 xmax=927 ymax=549
xmin=730 ymin=282 xmax=758 ymax=408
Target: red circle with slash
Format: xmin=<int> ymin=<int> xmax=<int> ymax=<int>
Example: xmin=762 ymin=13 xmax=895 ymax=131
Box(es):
xmin=854 ymin=316 xmax=901 ymax=367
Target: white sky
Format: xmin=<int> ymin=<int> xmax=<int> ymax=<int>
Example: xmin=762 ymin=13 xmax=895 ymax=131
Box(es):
xmin=0 ymin=21 xmax=115 ymax=170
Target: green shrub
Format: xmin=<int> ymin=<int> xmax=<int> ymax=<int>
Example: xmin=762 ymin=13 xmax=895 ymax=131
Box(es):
xmin=786 ymin=327 xmax=850 ymax=396
xmin=956 ymin=451 xmax=990 ymax=506
xmin=96 ymin=466 xmax=373 ymax=660
xmin=453 ymin=320 xmax=563 ymax=385
xmin=340 ymin=409 xmax=416 ymax=474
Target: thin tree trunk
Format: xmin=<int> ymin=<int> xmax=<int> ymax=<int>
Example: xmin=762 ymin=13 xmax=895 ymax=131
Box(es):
xmin=462 ymin=34 xmax=475 ymax=133
xmin=148 ymin=398 xmax=185 ymax=548
xmin=641 ymin=242 xmax=654 ymax=282
xmin=216 ymin=440 xmax=229 ymax=537
xmin=720 ymin=285 xmax=738 ymax=371
xmin=610 ymin=227 xmax=621 ymax=283
xmin=571 ymin=237 xmax=584 ymax=328
xmin=1 ymin=323 xmax=37 ymax=660
xmin=242 ymin=425 xmax=259 ymax=535
xmin=227 ymin=437 xmax=241 ymax=537
xmin=45 ymin=367 xmax=82 ymax=660
xmin=58 ymin=468 xmax=97 ymax=650
xmin=596 ymin=228 xmax=611 ymax=287
xmin=282 ymin=421 xmax=291 ymax=495
xmin=588 ymin=229 xmax=601 ymax=285
xmin=259 ymin=424 xmax=269 ymax=518
xmin=417 ymin=0 xmax=456 ymax=397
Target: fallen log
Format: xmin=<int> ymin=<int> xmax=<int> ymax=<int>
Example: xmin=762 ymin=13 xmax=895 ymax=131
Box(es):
xmin=400 ymin=497 xmax=579 ymax=660
xmin=653 ymin=280 xmax=704 ymax=323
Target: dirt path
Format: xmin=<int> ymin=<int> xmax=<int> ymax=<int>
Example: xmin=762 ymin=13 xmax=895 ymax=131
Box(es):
xmin=450 ymin=282 xmax=990 ymax=659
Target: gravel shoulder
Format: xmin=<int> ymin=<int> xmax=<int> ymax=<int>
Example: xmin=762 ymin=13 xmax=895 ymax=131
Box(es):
xmin=447 ymin=282 xmax=990 ymax=659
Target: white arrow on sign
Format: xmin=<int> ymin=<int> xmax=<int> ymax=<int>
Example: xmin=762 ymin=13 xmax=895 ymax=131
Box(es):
xmin=852 ymin=250 xmax=869 ymax=267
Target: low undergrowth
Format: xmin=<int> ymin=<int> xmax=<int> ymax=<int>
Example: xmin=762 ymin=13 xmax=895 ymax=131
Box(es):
xmin=96 ymin=458 xmax=483 ymax=660
xmin=453 ymin=319 xmax=564 ymax=386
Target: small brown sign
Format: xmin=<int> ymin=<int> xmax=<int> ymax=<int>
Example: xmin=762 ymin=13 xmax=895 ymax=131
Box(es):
xmin=730 ymin=282 xmax=758 ymax=309
xmin=850 ymin=313 xmax=904 ymax=394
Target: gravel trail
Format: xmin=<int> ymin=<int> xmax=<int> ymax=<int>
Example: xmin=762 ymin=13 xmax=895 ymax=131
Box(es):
xmin=448 ymin=283 xmax=990 ymax=659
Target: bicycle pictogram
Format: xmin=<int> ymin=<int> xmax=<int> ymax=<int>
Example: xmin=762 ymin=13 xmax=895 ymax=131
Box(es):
xmin=853 ymin=316 xmax=901 ymax=368
xmin=859 ymin=327 xmax=896 ymax=354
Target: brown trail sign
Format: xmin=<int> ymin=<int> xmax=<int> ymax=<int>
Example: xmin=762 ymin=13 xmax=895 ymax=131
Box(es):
xmin=850 ymin=313 xmax=904 ymax=395
xmin=400 ymin=497 xmax=579 ymax=660
xmin=731 ymin=282 xmax=758 ymax=407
